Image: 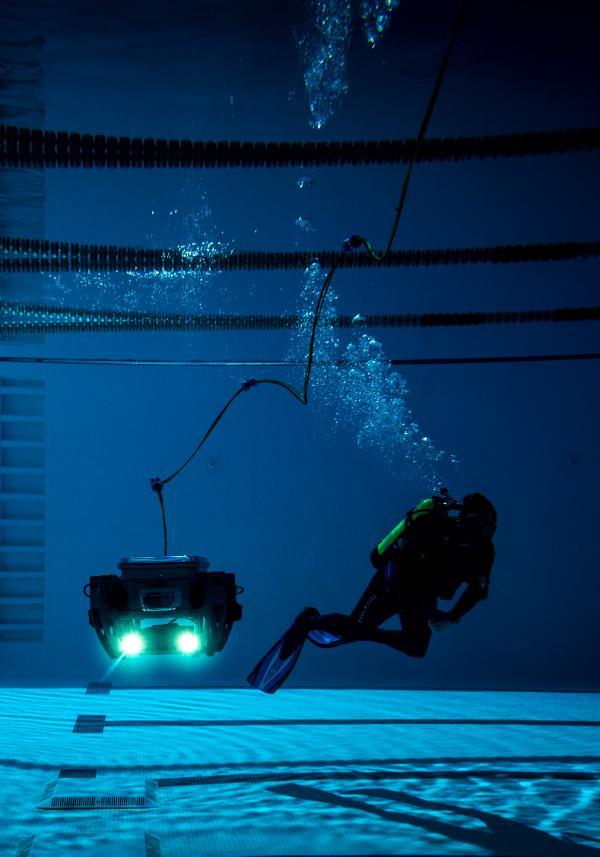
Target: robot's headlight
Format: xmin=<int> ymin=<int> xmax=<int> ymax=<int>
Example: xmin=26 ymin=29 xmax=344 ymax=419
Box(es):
xmin=119 ymin=632 xmax=145 ymax=656
xmin=176 ymin=630 xmax=201 ymax=655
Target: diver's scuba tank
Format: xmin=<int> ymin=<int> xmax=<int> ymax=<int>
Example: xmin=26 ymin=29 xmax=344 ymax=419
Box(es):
xmin=370 ymin=487 xmax=461 ymax=569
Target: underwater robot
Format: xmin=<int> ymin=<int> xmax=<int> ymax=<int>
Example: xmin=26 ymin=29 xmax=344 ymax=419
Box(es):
xmin=86 ymin=555 xmax=243 ymax=658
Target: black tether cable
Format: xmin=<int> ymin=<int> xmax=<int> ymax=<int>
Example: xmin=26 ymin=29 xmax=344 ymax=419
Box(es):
xmin=2 ymin=301 xmax=599 ymax=335
xmin=1 ymin=124 xmax=598 ymax=169
xmin=142 ymin=0 xmax=470 ymax=553
xmin=146 ymin=257 xmax=340 ymax=552
xmin=149 ymin=478 xmax=168 ymax=556
xmin=0 ymin=354 xmax=598 ymax=368
xmin=356 ymin=0 xmax=469 ymax=263
xmin=2 ymin=237 xmax=598 ymax=273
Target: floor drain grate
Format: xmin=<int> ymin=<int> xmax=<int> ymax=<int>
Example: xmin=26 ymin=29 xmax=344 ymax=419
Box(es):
xmin=73 ymin=714 xmax=106 ymax=733
xmin=86 ymin=682 xmax=112 ymax=695
xmin=38 ymin=779 xmax=159 ymax=810
xmin=59 ymin=768 xmax=97 ymax=778
xmin=50 ymin=795 xmax=146 ymax=809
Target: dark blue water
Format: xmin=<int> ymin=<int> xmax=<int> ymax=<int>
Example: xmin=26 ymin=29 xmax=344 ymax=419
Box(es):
xmin=3 ymin=0 xmax=596 ymax=690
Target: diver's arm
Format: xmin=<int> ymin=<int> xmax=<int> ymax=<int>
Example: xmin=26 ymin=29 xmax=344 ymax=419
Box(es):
xmin=447 ymin=543 xmax=494 ymax=624
xmin=448 ymin=577 xmax=489 ymax=623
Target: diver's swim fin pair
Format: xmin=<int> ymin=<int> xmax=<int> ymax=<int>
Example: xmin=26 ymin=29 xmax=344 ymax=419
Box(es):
xmin=246 ymin=608 xmax=344 ymax=694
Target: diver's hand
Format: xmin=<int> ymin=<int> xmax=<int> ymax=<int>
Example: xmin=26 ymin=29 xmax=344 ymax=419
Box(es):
xmin=430 ymin=611 xmax=456 ymax=632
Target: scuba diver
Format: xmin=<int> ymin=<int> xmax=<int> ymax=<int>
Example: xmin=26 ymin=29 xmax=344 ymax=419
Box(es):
xmin=247 ymin=489 xmax=497 ymax=693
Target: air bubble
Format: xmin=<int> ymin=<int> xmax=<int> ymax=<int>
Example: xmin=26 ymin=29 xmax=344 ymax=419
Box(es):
xmin=297 ymin=175 xmax=316 ymax=190
xmin=295 ymin=216 xmax=315 ymax=232
xmin=287 ymin=266 xmax=460 ymax=488
xmin=297 ymin=0 xmax=401 ymax=128
xmin=42 ymin=176 xmax=230 ymax=316
xmin=296 ymin=0 xmax=353 ymax=129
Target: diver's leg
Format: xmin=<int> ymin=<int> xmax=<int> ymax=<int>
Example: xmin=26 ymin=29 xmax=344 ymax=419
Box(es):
xmin=309 ymin=572 xmax=434 ymax=658
xmin=308 ymin=569 xmax=400 ymax=648
xmin=350 ymin=569 xmax=398 ymax=625
xmin=378 ymin=610 xmax=433 ymax=658
xmin=309 ymin=611 xmax=432 ymax=656
xmin=368 ymin=585 xmax=435 ymax=657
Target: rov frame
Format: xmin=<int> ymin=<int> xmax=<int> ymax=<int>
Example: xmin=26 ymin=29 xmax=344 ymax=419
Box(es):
xmin=87 ymin=555 xmax=243 ymax=658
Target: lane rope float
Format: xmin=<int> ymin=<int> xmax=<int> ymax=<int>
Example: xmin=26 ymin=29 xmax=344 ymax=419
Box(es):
xmin=2 ymin=301 xmax=599 ymax=335
xmin=2 ymin=237 xmax=598 ymax=273
xmin=2 ymin=125 xmax=598 ymax=169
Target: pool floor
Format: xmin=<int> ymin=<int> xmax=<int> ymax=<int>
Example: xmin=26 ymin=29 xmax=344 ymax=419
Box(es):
xmin=0 ymin=688 xmax=598 ymax=856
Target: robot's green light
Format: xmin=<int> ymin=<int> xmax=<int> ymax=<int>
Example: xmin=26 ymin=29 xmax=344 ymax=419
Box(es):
xmin=119 ymin=632 xmax=145 ymax=656
xmin=176 ymin=631 xmax=200 ymax=655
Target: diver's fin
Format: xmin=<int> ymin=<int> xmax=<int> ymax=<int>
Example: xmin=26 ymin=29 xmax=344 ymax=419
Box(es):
xmin=247 ymin=608 xmax=319 ymax=694
xmin=246 ymin=630 xmax=304 ymax=694
xmin=307 ymin=629 xmax=345 ymax=648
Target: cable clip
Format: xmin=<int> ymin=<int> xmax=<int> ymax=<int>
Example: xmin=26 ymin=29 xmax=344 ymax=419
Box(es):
xmin=342 ymin=234 xmax=363 ymax=254
xmin=150 ymin=476 xmax=164 ymax=494
xmin=241 ymin=377 xmax=258 ymax=391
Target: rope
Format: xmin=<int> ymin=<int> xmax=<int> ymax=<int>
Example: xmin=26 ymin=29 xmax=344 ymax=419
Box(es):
xmin=2 ymin=237 xmax=598 ymax=273
xmin=2 ymin=124 xmax=598 ymax=169
xmin=2 ymin=301 xmax=599 ymax=335
xmin=1 ymin=353 xmax=599 ymax=367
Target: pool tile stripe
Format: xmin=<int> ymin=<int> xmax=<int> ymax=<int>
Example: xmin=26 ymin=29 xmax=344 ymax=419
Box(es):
xmin=105 ymin=717 xmax=600 ymax=729
xmin=59 ymin=768 xmax=97 ymax=778
xmin=85 ymin=682 xmax=112 ymax=695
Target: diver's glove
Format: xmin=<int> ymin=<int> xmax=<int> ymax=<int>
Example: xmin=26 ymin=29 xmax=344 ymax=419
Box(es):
xmin=429 ymin=610 xmax=458 ymax=632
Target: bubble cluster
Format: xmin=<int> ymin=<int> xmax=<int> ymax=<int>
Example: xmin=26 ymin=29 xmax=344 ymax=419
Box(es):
xmin=42 ymin=178 xmax=230 ymax=314
xmin=132 ymin=178 xmax=232 ymax=313
xmin=295 ymin=0 xmax=354 ymax=130
xmin=335 ymin=333 xmax=458 ymax=488
xmin=296 ymin=0 xmax=401 ymax=128
xmin=288 ymin=266 xmax=459 ymax=489
xmin=294 ymin=216 xmax=316 ymax=234
xmin=360 ymin=0 xmax=401 ymax=47
xmin=287 ymin=262 xmax=341 ymax=406
xmin=296 ymin=175 xmax=316 ymax=190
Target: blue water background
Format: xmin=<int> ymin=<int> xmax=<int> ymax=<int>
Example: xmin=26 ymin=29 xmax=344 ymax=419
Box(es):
xmin=1 ymin=0 xmax=599 ymax=691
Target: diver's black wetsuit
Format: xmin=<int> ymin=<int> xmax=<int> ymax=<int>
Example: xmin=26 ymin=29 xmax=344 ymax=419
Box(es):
xmin=247 ymin=495 xmax=497 ymax=692
xmin=308 ymin=526 xmax=495 ymax=658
